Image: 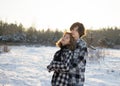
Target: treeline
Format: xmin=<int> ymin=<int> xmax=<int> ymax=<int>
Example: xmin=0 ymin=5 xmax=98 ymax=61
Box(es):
xmin=0 ymin=20 xmax=120 ymax=47
xmin=85 ymin=28 xmax=120 ymax=48
xmin=0 ymin=20 xmax=63 ymax=46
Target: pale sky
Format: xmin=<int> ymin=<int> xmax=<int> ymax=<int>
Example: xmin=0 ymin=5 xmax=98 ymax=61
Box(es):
xmin=0 ymin=0 xmax=120 ymax=30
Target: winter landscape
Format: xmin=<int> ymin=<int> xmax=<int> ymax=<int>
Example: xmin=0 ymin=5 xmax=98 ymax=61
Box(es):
xmin=0 ymin=46 xmax=120 ymax=86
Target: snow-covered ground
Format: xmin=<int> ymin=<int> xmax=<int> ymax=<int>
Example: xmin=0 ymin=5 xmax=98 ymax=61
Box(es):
xmin=0 ymin=46 xmax=120 ymax=86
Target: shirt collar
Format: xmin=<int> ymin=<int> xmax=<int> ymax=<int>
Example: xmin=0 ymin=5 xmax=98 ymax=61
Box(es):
xmin=76 ymin=38 xmax=82 ymax=43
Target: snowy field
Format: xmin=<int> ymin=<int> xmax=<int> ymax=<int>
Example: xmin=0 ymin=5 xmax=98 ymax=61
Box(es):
xmin=0 ymin=46 xmax=120 ymax=86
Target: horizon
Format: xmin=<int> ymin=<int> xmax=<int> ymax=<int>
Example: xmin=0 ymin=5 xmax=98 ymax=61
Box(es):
xmin=0 ymin=0 xmax=120 ymax=31
xmin=1 ymin=19 xmax=120 ymax=32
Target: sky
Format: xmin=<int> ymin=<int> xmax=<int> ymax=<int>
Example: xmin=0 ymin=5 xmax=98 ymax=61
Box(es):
xmin=0 ymin=0 xmax=120 ymax=30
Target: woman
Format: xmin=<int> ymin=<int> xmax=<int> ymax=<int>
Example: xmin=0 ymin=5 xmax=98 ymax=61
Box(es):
xmin=47 ymin=32 xmax=76 ymax=86
xmin=69 ymin=22 xmax=88 ymax=86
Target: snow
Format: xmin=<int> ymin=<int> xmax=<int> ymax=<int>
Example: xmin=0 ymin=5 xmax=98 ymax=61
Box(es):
xmin=0 ymin=46 xmax=120 ymax=86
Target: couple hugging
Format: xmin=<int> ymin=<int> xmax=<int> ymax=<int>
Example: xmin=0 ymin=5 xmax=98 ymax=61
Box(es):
xmin=47 ymin=22 xmax=88 ymax=86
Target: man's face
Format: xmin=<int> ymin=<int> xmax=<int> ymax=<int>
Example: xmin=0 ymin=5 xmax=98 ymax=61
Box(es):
xmin=71 ymin=26 xmax=79 ymax=39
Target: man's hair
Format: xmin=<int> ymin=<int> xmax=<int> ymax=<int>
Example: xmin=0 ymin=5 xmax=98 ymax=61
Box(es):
xmin=56 ymin=32 xmax=76 ymax=51
xmin=70 ymin=22 xmax=86 ymax=37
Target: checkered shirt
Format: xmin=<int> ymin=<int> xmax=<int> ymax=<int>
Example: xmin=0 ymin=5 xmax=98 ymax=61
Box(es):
xmin=69 ymin=38 xmax=88 ymax=86
xmin=47 ymin=48 xmax=72 ymax=86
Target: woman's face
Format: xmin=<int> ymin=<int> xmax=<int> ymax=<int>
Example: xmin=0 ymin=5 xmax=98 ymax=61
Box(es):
xmin=61 ymin=34 xmax=70 ymax=46
xmin=71 ymin=26 xmax=79 ymax=40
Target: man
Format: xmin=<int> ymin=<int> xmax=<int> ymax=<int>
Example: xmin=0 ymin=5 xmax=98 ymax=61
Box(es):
xmin=69 ymin=22 xmax=88 ymax=86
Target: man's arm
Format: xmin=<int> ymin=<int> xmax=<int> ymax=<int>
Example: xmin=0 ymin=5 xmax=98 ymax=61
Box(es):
xmin=71 ymin=40 xmax=88 ymax=68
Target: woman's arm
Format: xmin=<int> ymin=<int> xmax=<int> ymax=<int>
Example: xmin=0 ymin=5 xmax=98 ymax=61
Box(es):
xmin=47 ymin=51 xmax=72 ymax=72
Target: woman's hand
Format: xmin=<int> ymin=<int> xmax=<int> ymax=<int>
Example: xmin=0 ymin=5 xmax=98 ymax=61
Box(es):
xmin=47 ymin=65 xmax=54 ymax=72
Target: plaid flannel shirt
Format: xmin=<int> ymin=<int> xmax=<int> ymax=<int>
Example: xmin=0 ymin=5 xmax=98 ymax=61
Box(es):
xmin=69 ymin=38 xmax=88 ymax=86
xmin=47 ymin=48 xmax=72 ymax=86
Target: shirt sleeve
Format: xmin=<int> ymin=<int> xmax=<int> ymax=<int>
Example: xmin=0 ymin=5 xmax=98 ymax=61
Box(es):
xmin=71 ymin=41 xmax=88 ymax=68
xmin=47 ymin=50 xmax=72 ymax=72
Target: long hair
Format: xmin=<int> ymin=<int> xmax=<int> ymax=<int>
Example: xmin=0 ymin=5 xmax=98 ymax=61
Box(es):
xmin=70 ymin=22 xmax=86 ymax=37
xmin=56 ymin=32 xmax=76 ymax=51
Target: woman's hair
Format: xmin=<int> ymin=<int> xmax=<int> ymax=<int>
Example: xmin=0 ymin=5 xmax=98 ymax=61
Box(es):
xmin=56 ymin=32 xmax=76 ymax=51
xmin=70 ymin=22 xmax=86 ymax=37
